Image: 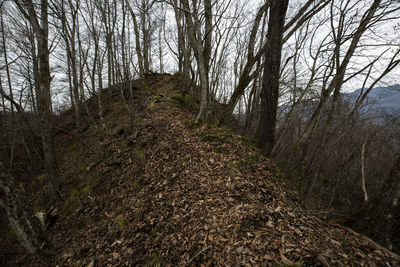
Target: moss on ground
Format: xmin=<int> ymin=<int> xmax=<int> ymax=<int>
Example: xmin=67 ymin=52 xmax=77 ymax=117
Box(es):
xmin=147 ymin=251 xmax=162 ymax=267
xmin=170 ymin=93 xmax=196 ymax=111
xmin=63 ymin=184 xmax=93 ymax=215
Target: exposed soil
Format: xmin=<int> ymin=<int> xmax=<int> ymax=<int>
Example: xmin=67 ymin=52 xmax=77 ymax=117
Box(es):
xmin=1 ymin=74 xmax=399 ymax=266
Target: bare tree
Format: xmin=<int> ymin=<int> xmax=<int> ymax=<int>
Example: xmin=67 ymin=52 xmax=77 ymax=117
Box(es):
xmin=139 ymin=0 xmax=152 ymax=73
xmin=171 ymin=0 xmax=192 ymax=89
xmin=12 ymin=0 xmax=59 ymax=199
xmin=126 ymin=0 xmax=145 ymax=77
xmin=0 ymin=9 xmax=15 ymax=125
xmin=51 ymin=0 xmax=82 ymax=128
xmin=180 ymin=0 xmax=212 ymax=120
xmin=301 ymin=0 xmax=388 ymax=140
xmin=222 ymin=0 xmax=331 ymax=120
xmin=95 ymin=0 xmax=118 ymax=87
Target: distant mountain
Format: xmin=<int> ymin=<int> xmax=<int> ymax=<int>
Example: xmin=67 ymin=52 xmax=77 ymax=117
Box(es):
xmin=344 ymin=84 xmax=400 ymax=118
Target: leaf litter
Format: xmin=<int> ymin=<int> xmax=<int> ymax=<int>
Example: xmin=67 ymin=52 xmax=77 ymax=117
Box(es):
xmin=4 ymin=74 xmax=399 ymax=266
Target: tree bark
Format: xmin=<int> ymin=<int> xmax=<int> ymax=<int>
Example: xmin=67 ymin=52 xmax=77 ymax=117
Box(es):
xmin=181 ymin=0 xmax=210 ymax=121
xmin=203 ymin=0 xmax=212 ymax=75
xmin=255 ymin=0 xmax=288 ymax=155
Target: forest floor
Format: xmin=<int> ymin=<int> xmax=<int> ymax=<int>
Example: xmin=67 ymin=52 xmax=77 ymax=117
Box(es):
xmin=1 ymin=74 xmax=400 ymax=266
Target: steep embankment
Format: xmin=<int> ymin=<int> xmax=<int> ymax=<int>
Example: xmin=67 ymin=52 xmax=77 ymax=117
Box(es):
xmin=4 ymin=74 xmax=400 ymax=266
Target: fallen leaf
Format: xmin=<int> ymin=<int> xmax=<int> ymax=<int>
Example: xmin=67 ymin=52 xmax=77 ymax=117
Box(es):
xmin=295 ymin=229 xmax=303 ymax=236
xmin=281 ymin=253 xmax=294 ymax=265
xmin=208 ymin=234 xmax=213 ymax=242
xmin=112 ymin=252 xmax=120 ymax=259
xmin=111 ymin=240 xmax=122 ymax=247
xmin=263 ymin=254 xmax=274 ymax=261
xmin=236 ymin=246 xmax=244 ymax=253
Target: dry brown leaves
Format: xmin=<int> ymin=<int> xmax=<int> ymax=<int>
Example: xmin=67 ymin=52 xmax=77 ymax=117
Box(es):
xmin=20 ymin=74 xmax=399 ymax=266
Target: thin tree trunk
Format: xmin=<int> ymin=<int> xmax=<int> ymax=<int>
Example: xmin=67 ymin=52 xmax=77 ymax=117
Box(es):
xmin=203 ymin=0 xmax=212 ymax=75
xmin=141 ymin=0 xmax=150 ymax=73
xmin=361 ymin=139 xmax=368 ymax=203
xmin=172 ymin=0 xmax=192 ymax=89
xmin=126 ymin=0 xmax=145 ymax=78
xmin=37 ymin=36 xmax=58 ymax=199
xmin=1 ymin=11 xmax=15 ymax=126
xmin=13 ymin=0 xmax=59 ymax=199
xmin=181 ymin=0 xmax=209 ymax=121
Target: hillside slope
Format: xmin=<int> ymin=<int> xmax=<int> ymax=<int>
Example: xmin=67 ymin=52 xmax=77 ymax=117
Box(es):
xmin=2 ymin=74 xmax=399 ymax=266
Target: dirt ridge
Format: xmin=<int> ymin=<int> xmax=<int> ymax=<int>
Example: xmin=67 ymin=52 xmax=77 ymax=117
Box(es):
xmin=3 ymin=74 xmax=399 ymax=266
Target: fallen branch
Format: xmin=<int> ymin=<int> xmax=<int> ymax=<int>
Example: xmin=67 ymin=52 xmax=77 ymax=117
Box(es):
xmin=336 ymin=224 xmax=400 ymax=261
xmin=361 ymin=138 xmax=369 ymax=203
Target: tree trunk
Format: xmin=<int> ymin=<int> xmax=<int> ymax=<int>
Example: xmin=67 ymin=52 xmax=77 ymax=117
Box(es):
xmin=1 ymin=10 xmax=15 ymax=125
xmin=181 ymin=0 xmax=210 ymax=121
xmin=255 ymin=0 xmax=288 ymax=156
xmin=203 ymin=0 xmax=212 ymax=75
xmin=60 ymin=0 xmax=81 ymax=128
xmin=175 ymin=0 xmax=192 ymax=89
xmin=126 ymin=0 xmax=145 ymax=78
xmin=37 ymin=34 xmax=59 ymax=199
xmin=13 ymin=0 xmax=59 ymax=199
xmin=141 ymin=0 xmax=150 ymax=73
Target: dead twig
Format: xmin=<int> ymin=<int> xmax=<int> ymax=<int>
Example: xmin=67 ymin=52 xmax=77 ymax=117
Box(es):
xmin=53 ymin=126 xmax=120 ymax=169
xmin=188 ymin=245 xmax=211 ymax=264
xmin=294 ymin=211 xmax=347 ymax=217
